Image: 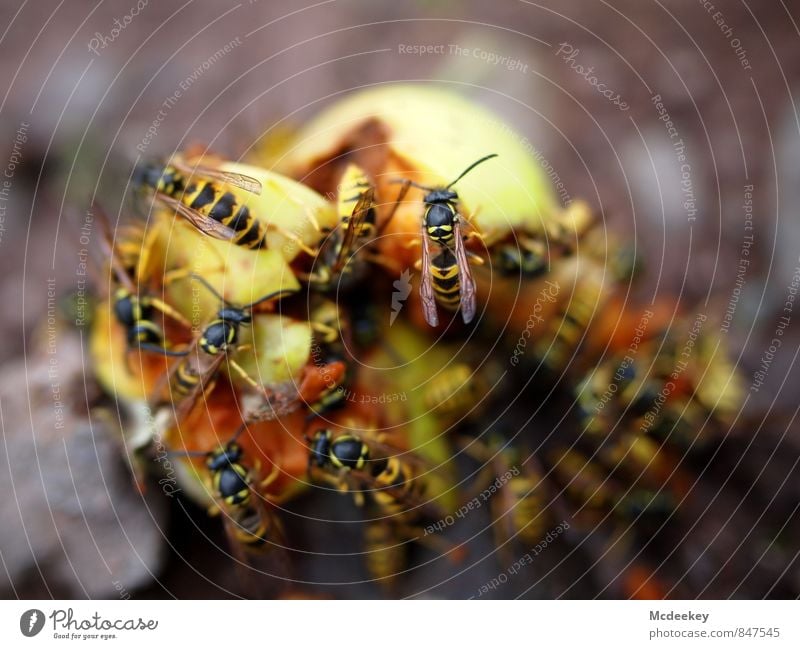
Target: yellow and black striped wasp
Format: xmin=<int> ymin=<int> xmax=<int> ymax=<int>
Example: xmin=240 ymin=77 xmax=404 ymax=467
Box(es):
xmin=492 ymin=243 xmax=548 ymax=278
xmin=174 ymin=423 xmax=286 ymax=553
xmin=153 ymin=274 xmax=296 ymax=422
xmin=306 ymin=163 xmax=376 ymax=291
xmin=306 ymin=427 xmax=463 ymax=583
xmin=306 ymin=427 xmax=443 ymax=518
xmin=304 ymin=298 xmax=351 ymax=418
xmin=423 ymin=361 xmax=493 ymax=423
xmin=396 ymin=153 xmax=498 ymax=327
xmin=546 ymin=446 xmax=616 ymax=525
xmin=458 ymin=434 xmax=556 ymax=566
xmin=134 ymin=153 xmax=316 ymax=254
xmin=362 ymin=518 xmax=406 ymax=591
xmin=94 ymin=201 xmax=190 ymax=355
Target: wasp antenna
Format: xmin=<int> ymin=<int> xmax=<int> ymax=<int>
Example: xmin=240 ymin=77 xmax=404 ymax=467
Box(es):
xmin=137 ymin=343 xmax=191 ymax=357
xmin=379 ymin=179 xmax=413 ymax=235
xmin=241 ymin=287 xmax=298 ymax=311
xmin=388 ymin=178 xmax=435 ymax=192
xmin=167 ymin=449 xmax=208 ymax=459
xmin=91 ymin=200 xmax=115 ymax=239
xmin=188 ymin=273 xmax=230 ymax=305
xmin=230 ymin=422 xmax=249 ymax=444
xmin=446 ymin=153 xmax=499 ymax=189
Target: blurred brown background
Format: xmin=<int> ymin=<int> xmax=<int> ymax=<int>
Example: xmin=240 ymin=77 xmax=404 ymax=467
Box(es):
xmin=1 ymin=0 xmax=799 ymax=598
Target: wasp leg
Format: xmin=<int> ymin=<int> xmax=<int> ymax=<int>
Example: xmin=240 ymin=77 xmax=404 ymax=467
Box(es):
xmin=461 ymin=464 xmax=498 ymax=502
xmin=304 ymin=207 xmax=323 ymax=233
xmin=338 ymin=469 xmax=365 ymax=507
xmin=261 ymin=461 xmax=295 ymax=504
xmin=148 ymin=297 xmax=191 ymax=328
xmin=465 ymin=204 xmax=482 ymax=224
xmin=466 ymin=251 xmax=485 ymax=266
xmin=227 ymin=358 xmax=261 ymax=390
xmin=162 ymin=267 xmax=194 ymax=284
xmin=123 ymin=348 xmax=139 ymax=378
xmin=259 ymin=459 xmax=279 ymax=490
xmin=266 ymin=222 xmax=320 ymax=257
xmin=378 ymin=178 xmax=411 ymax=234
xmin=303 ymin=266 xmax=334 ymax=286
xmin=134 ymin=226 xmax=162 ymax=285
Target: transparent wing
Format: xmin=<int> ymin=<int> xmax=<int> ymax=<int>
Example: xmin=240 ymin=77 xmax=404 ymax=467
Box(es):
xmin=420 ymin=230 xmax=439 ymax=327
xmin=171 ymin=159 xmax=263 ymax=195
xmin=155 ymin=192 xmax=237 ymax=241
xmin=453 ymin=219 xmax=477 ymax=324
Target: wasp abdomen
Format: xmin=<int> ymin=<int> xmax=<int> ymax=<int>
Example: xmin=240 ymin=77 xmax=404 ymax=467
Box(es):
xmin=431 ymin=248 xmax=461 ymax=311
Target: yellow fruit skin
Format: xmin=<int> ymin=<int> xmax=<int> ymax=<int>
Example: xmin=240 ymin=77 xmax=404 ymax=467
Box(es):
xmin=279 ymin=84 xmax=560 ymax=244
xmin=90 ymin=302 xmax=165 ymax=401
xmin=231 ymin=314 xmax=313 ymax=387
xmin=152 ymin=215 xmax=301 ymax=327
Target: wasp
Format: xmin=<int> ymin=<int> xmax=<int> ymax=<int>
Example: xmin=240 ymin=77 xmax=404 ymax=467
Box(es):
xmin=134 ymin=154 xmax=316 ymax=253
xmin=305 ymin=163 xmax=377 ymax=290
xmin=493 ymin=244 xmax=548 ymax=278
xmin=94 ymin=201 xmax=189 ymax=355
xmin=309 ymin=297 xmax=346 ymax=347
xmin=546 ymin=447 xmax=616 ymax=523
xmin=423 ymin=362 xmax=486 ymax=421
xmin=307 ymin=427 xmax=463 ymax=581
xmin=176 ymin=424 xmax=286 ymax=552
xmin=533 ymin=265 xmax=603 ymax=372
xmin=363 ymin=519 xmax=406 ymax=590
xmin=459 ymin=435 xmax=553 ymax=565
xmin=303 ymin=298 xmax=352 ymax=419
xmin=395 ymin=154 xmax=497 ymax=327
xmin=548 ymin=440 xmax=681 ymax=538
xmin=153 ymin=274 xmax=296 ymax=422
xmin=306 ymin=428 xmax=435 ymax=515
xmin=575 ymin=356 xmax=661 ymax=436
xmin=490 ymin=201 xmax=594 ymax=280
xmin=614 ymin=488 xmax=676 ymax=538
xmin=598 ymin=431 xmax=688 ymax=498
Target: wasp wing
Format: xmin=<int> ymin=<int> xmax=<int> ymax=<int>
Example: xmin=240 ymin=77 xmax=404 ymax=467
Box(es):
xmin=331 ymin=185 xmax=375 ymax=275
xmin=171 ymin=159 xmax=263 ymax=195
xmin=155 ymin=192 xmax=237 ymax=241
xmin=420 ymin=229 xmax=440 ymax=327
xmin=344 ymin=466 xmax=447 ymax=521
xmin=453 ymin=219 xmax=477 ymax=324
xmin=149 ymin=334 xmax=223 ymax=424
xmin=217 ymin=497 xmax=292 ymax=593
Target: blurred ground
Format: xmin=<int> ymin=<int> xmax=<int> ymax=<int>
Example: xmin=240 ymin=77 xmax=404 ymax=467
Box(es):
xmin=1 ymin=0 xmax=799 ymax=598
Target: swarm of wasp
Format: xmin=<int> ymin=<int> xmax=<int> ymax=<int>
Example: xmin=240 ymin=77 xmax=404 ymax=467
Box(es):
xmin=86 ymin=84 xmax=755 ymax=598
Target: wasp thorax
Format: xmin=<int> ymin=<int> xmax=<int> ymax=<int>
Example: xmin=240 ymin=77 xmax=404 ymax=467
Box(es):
xmin=330 ymin=436 xmax=369 ymax=470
